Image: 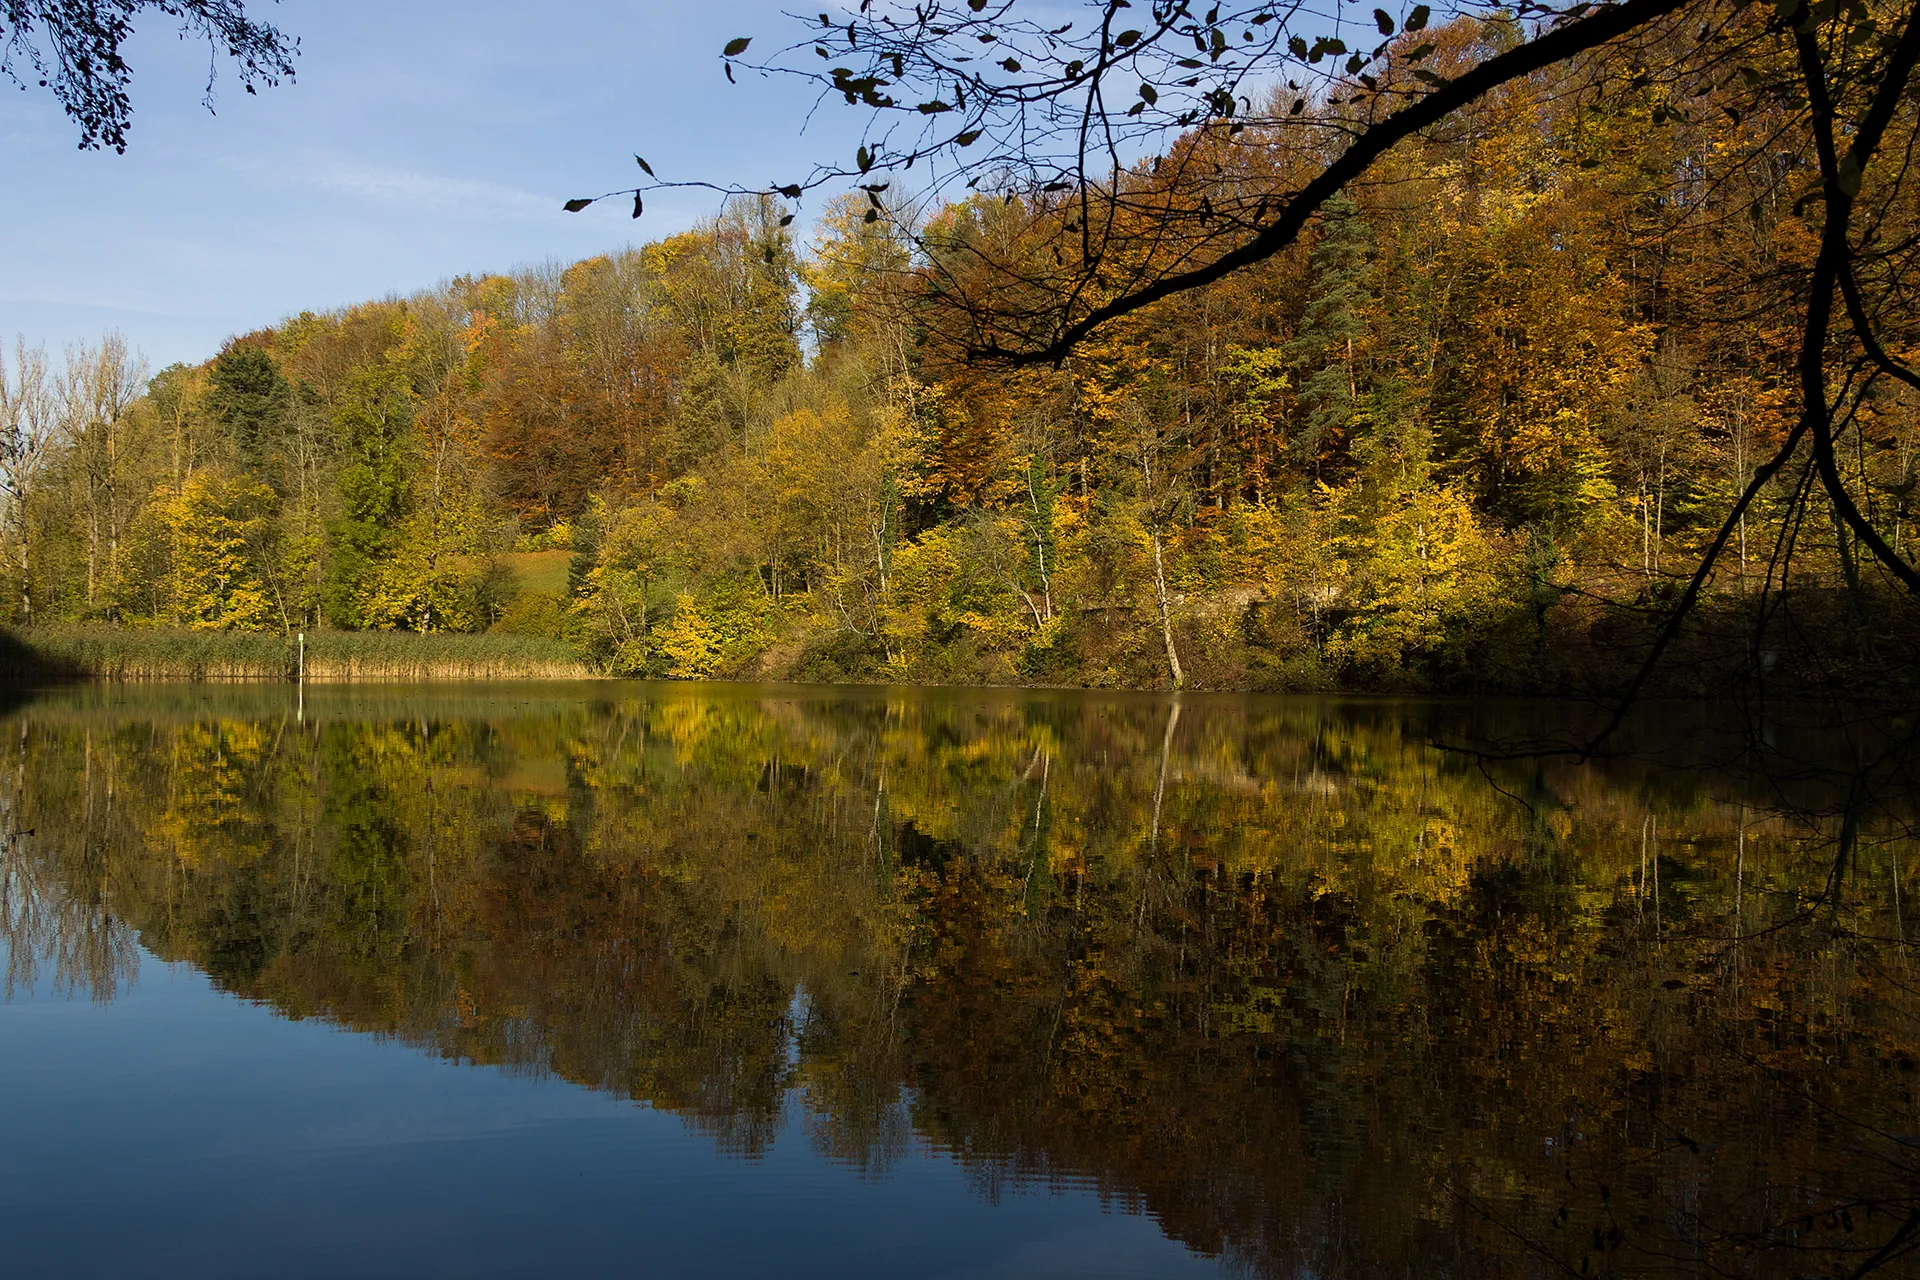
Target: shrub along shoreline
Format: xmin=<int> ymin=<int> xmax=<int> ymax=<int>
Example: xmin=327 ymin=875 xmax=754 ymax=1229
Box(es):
xmin=0 ymin=626 xmax=592 ymax=683
xmin=3 ymin=584 xmax=1910 ymax=696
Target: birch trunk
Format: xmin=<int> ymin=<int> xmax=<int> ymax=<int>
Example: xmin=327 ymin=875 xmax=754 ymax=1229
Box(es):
xmin=1152 ymin=530 xmax=1183 ymax=690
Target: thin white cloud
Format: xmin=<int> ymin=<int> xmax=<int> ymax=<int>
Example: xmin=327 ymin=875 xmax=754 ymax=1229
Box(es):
xmin=301 ymin=157 xmax=559 ymax=221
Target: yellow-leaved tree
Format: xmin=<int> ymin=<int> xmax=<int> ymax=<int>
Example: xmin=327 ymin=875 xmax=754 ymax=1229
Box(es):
xmin=359 ymin=488 xmax=492 ymax=633
xmin=573 ymin=496 xmax=678 ymax=674
xmin=163 ymin=471 xmax=280 ymax=632
xmin=1326 ymin=483 xmax=1508 ymax=682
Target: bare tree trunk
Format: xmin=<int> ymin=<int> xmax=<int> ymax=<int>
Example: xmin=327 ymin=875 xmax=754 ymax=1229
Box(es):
xmin=0 ymin=340 xmax=53 ymax=627
xmin=1653 ymin=441 xmax=1667 ymax=578
xmin=16 ymin=499 xmax=28 ymax=626
xmin=1027 ymin=466 xmax=1054 ymax=621
xmin=85 ymin=496 xmax=98 ymax=610
xmin=60 ymin=336 xmax=146 ymax=618
xmin=105 ymin=421 xmax=119 ymax=608
xmin=1152 ymin=530 xmax=1183 ymax=690
xmin=1640 ymin=483 xmax=1651 ymax=582
xmin=1733 ymin=401 xmax=1749 ymax=594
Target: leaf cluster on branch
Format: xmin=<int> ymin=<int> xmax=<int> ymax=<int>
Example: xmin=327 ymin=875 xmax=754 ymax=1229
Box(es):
xmin=1 ymin=0 xmax=296 ymax=151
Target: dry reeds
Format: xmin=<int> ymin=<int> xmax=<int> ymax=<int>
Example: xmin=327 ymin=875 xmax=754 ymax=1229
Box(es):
xmin=0 ymin=625 xmax=593 ymax=683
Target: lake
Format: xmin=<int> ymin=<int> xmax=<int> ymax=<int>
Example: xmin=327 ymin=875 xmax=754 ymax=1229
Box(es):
xmin=2 ymin=683 xmax=1917 ymax=1278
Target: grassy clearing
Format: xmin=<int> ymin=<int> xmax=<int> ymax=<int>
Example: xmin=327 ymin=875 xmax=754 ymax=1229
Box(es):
xmin=0 ymin=625 xmax=594 ymax=683
xmin=500 ymin=550 xmax=573 ymax=596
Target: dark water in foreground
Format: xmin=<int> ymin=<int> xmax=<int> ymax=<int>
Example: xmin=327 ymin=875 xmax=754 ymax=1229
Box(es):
xmin=2 ymin=684 xmax=1919 ymax=1279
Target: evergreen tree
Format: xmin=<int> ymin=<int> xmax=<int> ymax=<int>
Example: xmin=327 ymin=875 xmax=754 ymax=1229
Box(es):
xmin=206 ymin=345 xmax=290 ymax=472
xmin=1286 ymin=196 xmax=1374 ymax=473
xmin=322 ymin=364 xmax=413 ymax=627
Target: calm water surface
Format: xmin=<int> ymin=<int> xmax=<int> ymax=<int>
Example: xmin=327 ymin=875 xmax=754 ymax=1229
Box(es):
xmin=2 ymin=683 xmax=1918 ymax=1278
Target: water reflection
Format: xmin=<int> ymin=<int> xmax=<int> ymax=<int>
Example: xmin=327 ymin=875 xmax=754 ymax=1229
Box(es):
xmin=3 ymin=684 xmax=1919 ymax=1277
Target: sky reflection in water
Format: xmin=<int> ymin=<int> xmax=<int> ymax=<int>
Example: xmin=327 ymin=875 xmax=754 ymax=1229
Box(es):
xmin=2 ymin=950 xmax=1199 ymax=1279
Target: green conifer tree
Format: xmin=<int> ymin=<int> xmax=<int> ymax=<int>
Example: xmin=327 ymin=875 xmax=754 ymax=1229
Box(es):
xmin=323 ymin=365 xmax=414 ymax=627
xmin=206 ymin=346 xmax=291 ymax=472
xmin=1286 ymin=196 xmax=1374 ymax=474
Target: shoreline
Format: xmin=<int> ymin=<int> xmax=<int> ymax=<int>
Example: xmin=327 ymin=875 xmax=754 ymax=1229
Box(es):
xmin=2 ymin=622 xmax=1905 ymax=704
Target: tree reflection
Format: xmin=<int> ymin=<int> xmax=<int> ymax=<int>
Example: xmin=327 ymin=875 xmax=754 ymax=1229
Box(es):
xmin=3 ymin=685 xmax=1918 ymax=1276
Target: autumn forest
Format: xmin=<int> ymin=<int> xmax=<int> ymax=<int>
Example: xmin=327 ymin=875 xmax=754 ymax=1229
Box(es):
xmin=3 ymin=7 xmax=1913 ymax=693
xmin=10 ymin=0 xmax=1920 ymax=1273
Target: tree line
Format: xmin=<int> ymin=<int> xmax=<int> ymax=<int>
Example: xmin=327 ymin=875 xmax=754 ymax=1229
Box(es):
xmin=3 ymin=11 xmax=1916 ymax=692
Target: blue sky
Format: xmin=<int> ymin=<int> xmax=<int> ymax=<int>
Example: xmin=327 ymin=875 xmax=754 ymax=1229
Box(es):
xmin=0 ymin=1 xmax=868 ymax=369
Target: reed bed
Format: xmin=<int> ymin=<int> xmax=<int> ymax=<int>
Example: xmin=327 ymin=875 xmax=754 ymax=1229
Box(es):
xmin=0 ymin=626 xmax=594 ymax=683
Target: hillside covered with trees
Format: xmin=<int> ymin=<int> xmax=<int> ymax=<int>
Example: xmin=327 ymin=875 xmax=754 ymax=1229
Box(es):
xmin=2 ymin=11 xmax=1915 ymax=691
